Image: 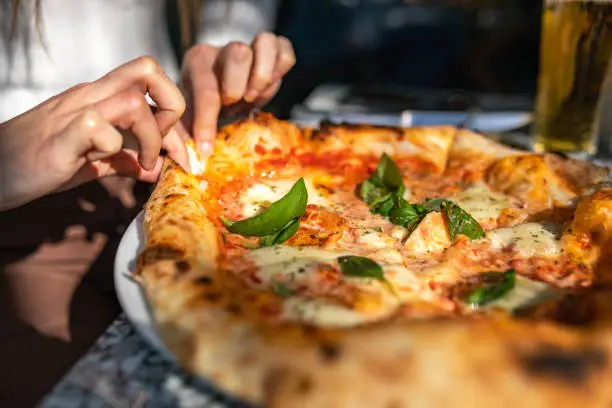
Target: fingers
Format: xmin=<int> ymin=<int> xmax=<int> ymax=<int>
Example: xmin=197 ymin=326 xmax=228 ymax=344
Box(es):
xmin=182 ymin=45 xmax=222 ymax=153
xmin=59 ymin=109 xmax=123 ymax=165
xmin=93 ymin=88 xmax=162 ymax=170
xmin=162 ymin=125 xmax=190 ymax=172
xmin=95 ymin=56 xmax=186 ymax=134
xmin=215 ymin=42 xmax=254 ymax=105
xmin=66 ymin=152 xmax=164 ymax=191
xmin=95 ymin=89 xmax=190 ymax=172
xmin=246 ymin=35 xmax=295 ymax=103
xmin=184 ymin=34 xmax=296 ymax=153
xmin=244 ymin=33 xmax=278 ymax=102
xmin=254 ymin=80 xmax=282 ymax=107
xmin=58 ymin=89 xmax=184 ymax=189
xmin=103 ymin=151 xmax=164 ymax=182
xmin=57 ymin=109 xmax=165 ymax=190
xmin=275 ymin=36 xmax=297 ymax=78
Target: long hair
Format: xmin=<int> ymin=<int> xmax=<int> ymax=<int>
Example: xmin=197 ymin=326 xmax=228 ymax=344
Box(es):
xmin=176 ymin=0 xmax=235 ymax=53
xmin=9 ymin=0 xmax=43 ymax=40
xmin=177 ymin=0 xmax=201 ymax=52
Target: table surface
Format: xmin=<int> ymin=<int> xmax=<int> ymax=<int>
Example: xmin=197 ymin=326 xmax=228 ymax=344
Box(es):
xmin=37 ymin=131 xmax=612 ymax=408
xmin=37 ymin=314 xmax=256 ymax=408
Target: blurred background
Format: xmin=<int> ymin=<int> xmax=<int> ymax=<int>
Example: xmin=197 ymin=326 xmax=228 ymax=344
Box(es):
xmin=170 ymin=0 xmax=543 ymax=129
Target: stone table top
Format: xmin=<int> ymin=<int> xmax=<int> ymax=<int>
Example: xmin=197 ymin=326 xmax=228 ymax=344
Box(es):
xmin=37 ymin=314 xmax=255 ymax=408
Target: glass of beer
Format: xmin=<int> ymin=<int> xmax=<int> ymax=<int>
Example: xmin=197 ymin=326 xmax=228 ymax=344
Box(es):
xmin=532 ymin=0 xmax=612 ymax=156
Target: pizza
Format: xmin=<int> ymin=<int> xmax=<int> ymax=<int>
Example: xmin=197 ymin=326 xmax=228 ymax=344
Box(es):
xmin=136 ymin=112 xmax=612 ymax=407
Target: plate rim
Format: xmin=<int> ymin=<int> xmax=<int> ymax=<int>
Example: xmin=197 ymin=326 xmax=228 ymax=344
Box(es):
xmin=113 ymin=210 xmax=174 ymax=360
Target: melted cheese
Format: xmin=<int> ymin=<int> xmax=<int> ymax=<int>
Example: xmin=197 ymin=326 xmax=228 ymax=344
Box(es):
xmin=356 ymin=232 xmax=396 ymax=249
xmin=486 ymin=277 xmax=558 ymax=312
xmin=240 ymin=177 xmax=330 ymax=217
xmin=282 ymin=297 xmax=384 ymax=327
xmin=390 ymin=226 xmax=409 ymax=241
xmin=186 ymin=142 xmax=206 ymax=175
xmin=404 ymin=212 xmax=451 ymax=253
xmin=246 ymin=245 xmax=406 ymax=288
xmin=246 ymin=246 xmax=443 ymax=326
xmin=244 ymin=246 xmax=349 ymax=287
xmin=487 ymin=223 xmax=562 ymax=257
xmin=246 ymin=246 xmax=403 ymax=327
xmin=448 ymin=183 xmax=512 ymax=224
xmin=373 ymin=248 xmax=404 ymax=264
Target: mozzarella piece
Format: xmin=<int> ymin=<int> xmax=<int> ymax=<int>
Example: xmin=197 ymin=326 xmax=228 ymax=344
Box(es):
xmin=282 ymin=297 xmax=387 ymax=328
xmin=487 ymin=222 xmax=562 ymax=257
xmin=244 ymin=246 xmax=349 ymax=287
xmin=448 ymin=183 xmax=512 ymax=224
xmin=373 ymin=249 xmax=404 ymax=264
xmin=186 ymin=142 xmax=206 ymax=175
xmin=356 ymin=231 xmax=396 ymax=249
xmin=390 ymin=226 xmax=408 ymax=241
xmin=240 ymin=177 xmax=330 ymax=217
xmin=404 ymin=212 xmax=451 ymax=253
xmin=485 ymin=277 xmax=558 ymax=312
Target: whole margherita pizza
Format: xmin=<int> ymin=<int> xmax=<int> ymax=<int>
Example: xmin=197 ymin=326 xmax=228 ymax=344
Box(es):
xmin=137 ymin=113 xmax=612 ymax=408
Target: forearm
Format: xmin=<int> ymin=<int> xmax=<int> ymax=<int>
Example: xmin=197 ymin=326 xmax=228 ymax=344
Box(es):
xmin=196 ymin=0 xmax=278 ymax=46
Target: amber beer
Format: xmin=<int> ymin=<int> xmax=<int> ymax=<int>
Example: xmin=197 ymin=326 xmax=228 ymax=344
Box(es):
xmin=532 ymin=0 xmax=612 ymax=155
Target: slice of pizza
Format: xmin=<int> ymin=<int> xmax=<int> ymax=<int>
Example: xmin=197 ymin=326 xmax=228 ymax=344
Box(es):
xmin=136 ymin=113 xmax=612 ymax=408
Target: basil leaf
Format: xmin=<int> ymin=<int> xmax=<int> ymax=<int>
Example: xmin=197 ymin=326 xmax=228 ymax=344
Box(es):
xmin=273 ymin=283 xmax=295 ymax=297
xmin=259 ymin=218 xmax=301 ymax=247
xmin=337 ymin=255 xmax=398 ymax=297
xmin=274 ymin=218 xmax=301 ymax=244
xmin=387 ymin=200 xmax=429 ymax=233
xmin=422 ymin=199 xmax=485 ymax=241
xmin=373 ymin=153 xmax=403 ymax=189
xmin=423 ymin=198 xmax=447 ymax=211
xmin=338 ymin=255 xmax=385 ymax=280
xmin=370 ymin=192 xmax=393 ymax=209
xmin=374 ymin=198 xmax=395 ymax=217
xmin=224 ymin=178 xmax=308 ymax=237
xmin=467 ymin=269 xmax=516 ymax=306
xmin=360 ymin=179 xmax=386 ymax=206
xmin=392 ymin=184 xmax=406 ymax=204
xmin=444 ymin=201 xmax=485 ymax=240
xmin=360 ymin=154 xmax=404 ymax=206
xmin=259 ymin=234 xmax=277 ymax=248
xmin=389 ymin=200 xmax=419 ymax=225
xmin=404 ymin=215 xmax=427 ymax=236
xmin=220 ymin=216 xmax=234 ymax=228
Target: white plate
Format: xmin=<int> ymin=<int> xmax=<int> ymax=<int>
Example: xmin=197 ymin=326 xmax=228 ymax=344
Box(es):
xmin=113 ymin=210 xmax=173 ymax=360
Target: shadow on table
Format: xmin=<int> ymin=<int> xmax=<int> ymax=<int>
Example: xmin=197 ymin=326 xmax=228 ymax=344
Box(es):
xmin=0 ymin=181 xmax=149 ymax=408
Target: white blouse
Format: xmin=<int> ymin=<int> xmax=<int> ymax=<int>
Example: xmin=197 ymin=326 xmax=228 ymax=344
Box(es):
xmin=0 ymin=0 xmax=276 ymax=122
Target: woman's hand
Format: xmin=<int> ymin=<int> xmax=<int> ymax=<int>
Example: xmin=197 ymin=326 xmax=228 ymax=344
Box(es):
xmin=0 ymin=56 xmax=187 ymax=211
xmin=181 ymin=32 xmax=296 ymax=154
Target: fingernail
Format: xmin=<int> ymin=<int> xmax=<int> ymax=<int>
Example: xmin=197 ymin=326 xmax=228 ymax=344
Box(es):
xmin=244 ymin=90 xmax=258 ymax=103
xmin=140 ymin=156 xmax=161 ymax=173
xmin=138 ymin=157 xmax=164 ymax=182
xmin=198 ymin=141 xmax=213 ymax=154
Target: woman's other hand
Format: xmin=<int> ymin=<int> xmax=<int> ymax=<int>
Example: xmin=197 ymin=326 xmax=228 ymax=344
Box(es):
xmin=0 ymin=56 xmax=187 ymax=211
xmin=181 ymin=32 xmax=296 ymax=154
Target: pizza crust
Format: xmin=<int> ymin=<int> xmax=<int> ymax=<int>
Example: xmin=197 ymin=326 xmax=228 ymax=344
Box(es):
xmin=138 ymin=115 xmax=612 ymax=407
xmin=142 ymin=258 xmax=612 ymax=407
